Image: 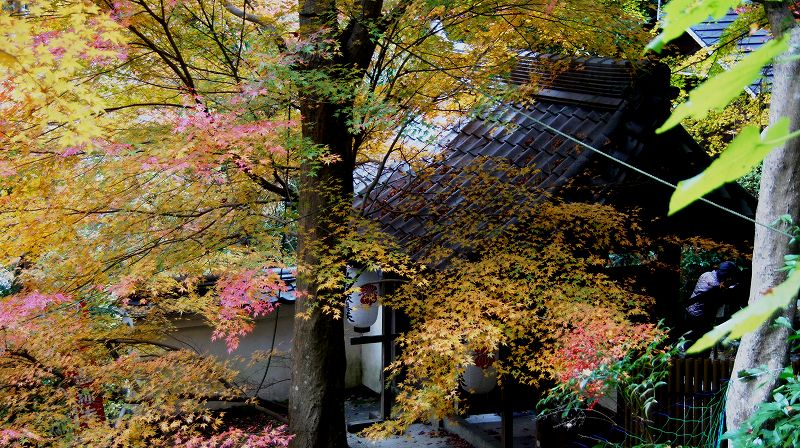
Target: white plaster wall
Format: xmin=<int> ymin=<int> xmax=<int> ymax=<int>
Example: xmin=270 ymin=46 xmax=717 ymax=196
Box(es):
xmin=167 ymin=302 xmax=365 ymax=403
xmin=344 ymin=320 xmax=363 ymax=388
xmin=360 ymin=305 xmax=384 ymax=393
xmin=167 ymin=304 xmax=295 ymax=403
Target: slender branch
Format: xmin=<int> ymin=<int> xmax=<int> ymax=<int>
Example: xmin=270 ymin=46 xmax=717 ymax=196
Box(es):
xmin=3 ymin=350 xmax=66 ymax=381
xmin=91 ymin=338 xmax=182 ymax=351
xmin=358 ymin=118 xmax=412 ymax=216
xmin=231 ymin=154 xmax=298 ymax=201
xmin=215 ymin=396 xmax=289 ymax=423
xmin=104 ymin=102 xmax=186 ymax=112
xmin=188 ymin=0 xmax=240 ymax=81
xmin=126 ymin=24 xmax=191 ymax=88
xmin=223 ymin=1 xmax=288 ymax=51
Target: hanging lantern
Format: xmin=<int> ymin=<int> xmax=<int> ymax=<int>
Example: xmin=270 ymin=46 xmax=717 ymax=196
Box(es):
xmin=345 ymin=269 xmax=380 ymax=333
xmin=461 ymin=349 xmax=498 ymax=394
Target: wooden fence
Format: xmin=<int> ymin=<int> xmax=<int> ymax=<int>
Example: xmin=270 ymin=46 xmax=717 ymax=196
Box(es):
xmin=654 ymin=358 xmax=733 ymax=447
xmin=619 ymin=358 xmax=733 ymax=446
xmin=618 ymin=358 xmax=800 ymax=447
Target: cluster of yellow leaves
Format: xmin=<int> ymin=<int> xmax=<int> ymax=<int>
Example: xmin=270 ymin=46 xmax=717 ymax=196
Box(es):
xmin=0 ymin=0 xmax=656 ymax=307
xmin=683 ymin=92 xmax=769 ymax=157
xmin=0 ymin=295 xmax=242 ymax=447
xmin=0 ymin=0 xmax=304 ymax=294
xmin=1 ymin=0 xmax=125 ymax=150
xmin=295 ymin=198 xmax=420 ymax=319
xmin=365 ymin=161 xmax=655 ymax=436
xmin=0 ymin=4 xmax=301 ymax=439
xmin=0 ymin=0 xmax=658 ymax=441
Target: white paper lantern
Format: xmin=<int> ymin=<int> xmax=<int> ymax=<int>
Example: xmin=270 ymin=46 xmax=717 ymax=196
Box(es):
xmin=345 ymin=269 xmax=381 ymax=333
xmin=461 ymin=350 xmax=498 ymax=394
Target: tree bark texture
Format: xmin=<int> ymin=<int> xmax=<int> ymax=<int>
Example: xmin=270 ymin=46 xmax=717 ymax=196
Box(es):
xmin=726 ymin=4 xmax=800 ymax=432
xmin=289 ymin=106 xmax=354 ymax=448
xmin=288 ymin=0 xmax=384 ymax=443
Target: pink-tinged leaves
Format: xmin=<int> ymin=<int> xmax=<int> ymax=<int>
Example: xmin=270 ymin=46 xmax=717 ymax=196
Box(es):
xmin=106 ymin=276 xmax=140 ymax=299
xmin=109 ymin=0 xmax=138 ymax=26
xmin=0 ymin=291 xmax=72 ymax=328
xmin=86 ymin=33 xmax=129 ymax=64
xmin=61 ymin=146 xmax=84 ymax=157
xmin=181 ymin=425 xmax=293 ymax=447
xmin=0 ymin=161 xmax=17 ymax=177
xmin=32 ymin=31 xmax=62 ymax=47
xmin=211 ymin=269 xmax=286 ymax=352
xmin=133 ymin=96 xmax=296 ymax=182
xmin=0 ymin=429 xmax=41 ymax=445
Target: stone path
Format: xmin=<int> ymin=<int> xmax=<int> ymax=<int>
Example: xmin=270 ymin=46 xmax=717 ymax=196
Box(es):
xmin=348 ymin=423 xmax=473 ymax=447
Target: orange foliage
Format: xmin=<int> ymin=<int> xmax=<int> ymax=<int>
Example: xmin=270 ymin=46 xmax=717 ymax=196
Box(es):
xmin=368 ymin=161 xmax=656 ymax=435
xmin=0 ymin=0 xmax=654 ymax=441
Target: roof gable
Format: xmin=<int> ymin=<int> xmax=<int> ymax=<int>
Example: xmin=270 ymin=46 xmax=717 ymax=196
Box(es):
xmin=510 ymin=54 xmax=636 ymax=108
xmin=687 ymin=11 xmax=772 ymax=95
xmin=362 ymin=55 xmax=756 ymax=260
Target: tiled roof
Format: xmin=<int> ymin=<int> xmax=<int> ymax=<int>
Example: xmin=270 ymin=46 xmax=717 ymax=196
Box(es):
xmin=126 ymin=267 xmax=297 ymax=306
xmin=361 ymin=101 xmax=619 ymax=257
xmin=360 ymin=54 xmax=756 ymax=260
xmin=510 ymin=53 xmax=635 ymax=107
xmin=687 ymin=11 xmax=772 ymax=95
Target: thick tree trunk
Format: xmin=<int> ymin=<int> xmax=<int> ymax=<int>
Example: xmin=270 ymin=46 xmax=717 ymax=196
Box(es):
xmin=726 ymin=4 xmax=800 ymax=432
xmin=287 ymin=0 xmax=356 ymax=444
xmin=287 ymin=0 xmax=390 ymax=442
xmin=289 ymin=100 xmax=354 ymax=448
xmin=288 ymin=289 xmax=348 ymax=448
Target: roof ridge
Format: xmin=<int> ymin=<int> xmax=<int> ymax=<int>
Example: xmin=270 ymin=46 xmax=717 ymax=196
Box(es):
xmin=509 ymin=53 xmax=645 ymax=107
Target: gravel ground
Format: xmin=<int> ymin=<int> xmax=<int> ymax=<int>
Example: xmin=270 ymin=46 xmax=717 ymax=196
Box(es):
xmin=348 ymin=423 xmax=472 ymax=447
xmin=345 ymin=387 xmax=473 ymax=447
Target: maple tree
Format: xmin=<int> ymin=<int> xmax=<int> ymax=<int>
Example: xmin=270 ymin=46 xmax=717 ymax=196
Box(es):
xmin=287 ymin=1 xmax=650 ymax=440
xmin=358 ymin=161 xmax=663 ymax=435
xmin=0 ymin=0 xmax=656 ymax=444
xmin=0 ymin=286 xmax=294 ymax=446
xmin=0 ymin=0 xmax=298 ymax=444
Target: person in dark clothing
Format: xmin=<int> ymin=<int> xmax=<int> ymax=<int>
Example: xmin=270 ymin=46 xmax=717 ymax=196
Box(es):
xmin=685 ymin=261 xmax=741 ymax=344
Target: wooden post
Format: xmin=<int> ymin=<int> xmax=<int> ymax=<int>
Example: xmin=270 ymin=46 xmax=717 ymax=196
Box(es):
xmin=500 ymin=346 xmax=514 ymax=448
xmin=380 ymin=306 xmax=394 ymax=420
xmin=347 ymin=279 xmax=402 ymax=432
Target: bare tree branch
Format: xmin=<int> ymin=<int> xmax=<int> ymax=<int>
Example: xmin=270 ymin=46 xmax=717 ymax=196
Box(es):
xmin=223 ymin=1 xmax=288 ymax=51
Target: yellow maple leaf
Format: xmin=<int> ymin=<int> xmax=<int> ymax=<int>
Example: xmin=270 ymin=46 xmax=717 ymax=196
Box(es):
xmin=0 ymin=49 xmax=16 ymax=67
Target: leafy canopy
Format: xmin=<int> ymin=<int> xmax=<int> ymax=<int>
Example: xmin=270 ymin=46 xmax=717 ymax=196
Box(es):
xmin=0 ymin=0 xmax=654 ymax=441
xmin=364 ymin=161 xmax=658 ymax=435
